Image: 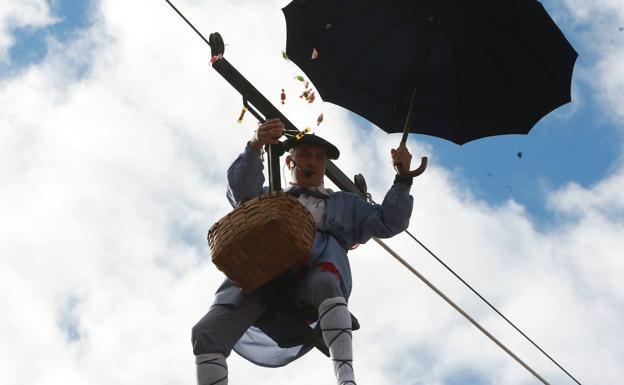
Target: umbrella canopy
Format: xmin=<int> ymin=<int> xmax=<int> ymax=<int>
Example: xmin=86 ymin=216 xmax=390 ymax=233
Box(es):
xmin=283 ymin=0 xmax=578 ymax=145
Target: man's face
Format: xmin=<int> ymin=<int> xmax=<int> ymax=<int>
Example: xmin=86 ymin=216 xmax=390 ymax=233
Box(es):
xmin=287 ymin=144 xmax=327 ymax=188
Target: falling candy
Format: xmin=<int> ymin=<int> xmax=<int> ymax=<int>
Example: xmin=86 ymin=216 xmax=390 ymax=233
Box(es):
xmin=237 ymin=106 xmax=248 ymax=124
xmin=295 ymin=75 xmax=305 ymax=82
xmin=317 ymin=113 xmax=324 ymax=126
xmin=281 ymin=89 xmax=286 ymax=105
xmin=306 ymin=91 xmax=316 ymax=103
xmin=300 ymin=89 xmax=312 ymax=100
xmin=296 ymin=127 xmax=312 ymax=140
xmin=311 ymin=47 xmax=319 ymax=60
xmin=304 ymin=81 xmax=310 ymax=89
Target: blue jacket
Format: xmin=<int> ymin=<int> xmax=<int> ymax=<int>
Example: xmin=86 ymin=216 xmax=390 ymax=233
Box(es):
xmin=212 ymin=143 xmax=414 ymax=367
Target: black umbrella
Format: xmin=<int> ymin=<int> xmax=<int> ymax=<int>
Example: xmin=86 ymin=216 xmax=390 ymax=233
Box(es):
xmin=283 ymin=0 xmax=577 ymax=174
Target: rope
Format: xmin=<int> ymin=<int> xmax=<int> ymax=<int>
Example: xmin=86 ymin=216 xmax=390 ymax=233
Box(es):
xmin=365 ymin=195 xmax=582 ymax=385
xmin=404 ymin=230 xmax=583 ymax=385
xmin=373 ymin=237 xmax=551 ymax=385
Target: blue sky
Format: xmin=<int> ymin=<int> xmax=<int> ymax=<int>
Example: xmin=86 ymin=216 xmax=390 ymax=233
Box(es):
xmin=1 ymin=0 xmax=92 ymax=76
xmin=2 ymin=1 xmax=623 ymax=385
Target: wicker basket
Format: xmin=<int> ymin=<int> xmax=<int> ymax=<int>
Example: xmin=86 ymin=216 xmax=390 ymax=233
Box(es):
xmin=207 ymin=191 xmax=316 ymax=294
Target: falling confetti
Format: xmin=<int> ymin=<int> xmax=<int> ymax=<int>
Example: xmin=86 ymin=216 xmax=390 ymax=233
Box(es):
xmin=295 ymin=75 xmax=305 ymax=82
xmin=296 ymin=127 xmax=312 ymax=140
xmin=300 ymin=89 xmax=312 ymax=100
xmin=307 ymin=91 xmax=316 ymax=103
xmin=517 ymin=151 xmax=523 ymax=159
xmin=237 ymin=106 xmax=248 ymax=124
xmin=311 ymin=47 xmax=319 ymax=60
xmin=317 ymin=113 xmax=324 ymax=126
xmin=282 ymin=51 xmax=289 ymax=60
xmin=304 ymin=81 xmax=310 ymax=89
xmin=281 ymin=89 xmax=286 ymax=105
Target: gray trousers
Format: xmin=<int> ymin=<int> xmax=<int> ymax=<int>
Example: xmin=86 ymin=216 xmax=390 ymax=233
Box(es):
xmin=192 ymin=269 xmax=342 ymax=356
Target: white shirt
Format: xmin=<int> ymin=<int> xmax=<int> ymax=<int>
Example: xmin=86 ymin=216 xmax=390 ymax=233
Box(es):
xmin=284 ymin=183 xmax=331 ymax=228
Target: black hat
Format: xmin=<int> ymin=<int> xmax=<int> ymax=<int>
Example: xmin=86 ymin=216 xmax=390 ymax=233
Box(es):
xmin=282 ymin=133 xmax=340 ymax=160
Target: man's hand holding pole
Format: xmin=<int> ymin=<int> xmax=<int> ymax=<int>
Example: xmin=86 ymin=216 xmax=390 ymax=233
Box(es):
xmin=250 ymin=119 xmax=285 ymax=151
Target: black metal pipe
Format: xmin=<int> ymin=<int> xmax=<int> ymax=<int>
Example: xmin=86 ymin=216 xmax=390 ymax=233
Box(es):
xmin=210 ymin=55 xmax=362 ymax=196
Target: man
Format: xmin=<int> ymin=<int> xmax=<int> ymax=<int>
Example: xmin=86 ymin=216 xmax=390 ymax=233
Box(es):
xmin=192 ymin=118 xmax=416 ymax=385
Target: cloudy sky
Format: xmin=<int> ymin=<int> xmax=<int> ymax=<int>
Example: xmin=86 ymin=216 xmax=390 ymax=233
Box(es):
xmin=1 ymin=0 xmax=623 ymax=384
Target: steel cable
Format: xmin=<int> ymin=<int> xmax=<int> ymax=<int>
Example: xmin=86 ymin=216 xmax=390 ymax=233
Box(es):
xmin=404 ymin=230 xmax=582 ymax=385
xmin=373 ymin=237 xmax=550 ymax=385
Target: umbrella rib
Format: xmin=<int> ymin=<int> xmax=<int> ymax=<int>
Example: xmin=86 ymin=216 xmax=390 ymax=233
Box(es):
xmin=330 ymin=1 xmax=400 ymax=29
xmin=513 ymin=2 xmax=572 ymax=85
xmin=509 ymin=23 xmax=575 ymax=121
xmin=439 ymin=12 xmax=464 ymax=144
xmin=471 ymin=24 xmax=521 ymax=133
xmin=329 ymin=7 xmax=429 ymax=96
xmin=330 ymin=79 xmax=397 ymax=107
xmin=471 ymin=16 xmax=566 ymax=132
xmin=298 ymin=0 xmax=415 ymax=43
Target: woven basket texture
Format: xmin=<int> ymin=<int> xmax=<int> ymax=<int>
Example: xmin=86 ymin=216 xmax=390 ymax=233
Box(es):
xmin=208 ymin=191 xmax=316 ymax=294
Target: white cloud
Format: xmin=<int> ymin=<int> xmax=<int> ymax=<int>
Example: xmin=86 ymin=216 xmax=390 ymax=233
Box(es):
xmin=1 ymin=1 xmax=624 ymax=385
xmin=559 ymin=0 xmax=624 ymax=123
xmin=0 ymin=0 xmax=57 ymax=62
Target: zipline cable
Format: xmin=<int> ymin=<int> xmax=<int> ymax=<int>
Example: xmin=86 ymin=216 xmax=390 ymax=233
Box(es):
xmin=365 ymin=192 xmax=582 ymax=385
xmin=164 ymin=0 xmax=212 ymax=48
xmin=373 ymin=237 xmax=550 ymax=385
xmin=404 ymin=230 xmax=583 ymax=385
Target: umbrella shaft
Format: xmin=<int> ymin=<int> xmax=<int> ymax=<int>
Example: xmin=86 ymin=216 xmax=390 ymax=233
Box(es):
xmin=400 ymin=9 xmax=438 ymax=146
